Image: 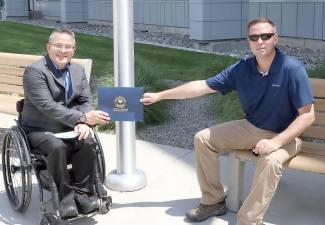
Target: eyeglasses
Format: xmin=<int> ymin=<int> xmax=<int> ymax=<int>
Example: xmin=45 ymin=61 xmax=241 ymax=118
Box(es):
xmin=49 ymin=43 xmax=75 ymax=51
xmin=248 ymin=33 xmax=275 ymax=42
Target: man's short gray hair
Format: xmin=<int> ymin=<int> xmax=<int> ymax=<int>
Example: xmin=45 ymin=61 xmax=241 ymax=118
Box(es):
xmin=247 ymin=17 xmax=276 ymax=33
xmin=48 ymin=28 xmax=76 ymax=46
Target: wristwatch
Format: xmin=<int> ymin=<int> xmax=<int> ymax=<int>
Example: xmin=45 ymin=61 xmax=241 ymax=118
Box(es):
xmin=79 ymin=112 xmax=87 ymax=123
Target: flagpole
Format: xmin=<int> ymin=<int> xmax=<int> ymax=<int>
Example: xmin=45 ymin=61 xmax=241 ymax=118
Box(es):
xmin=106 ymin=0 xmax=146 ymax=191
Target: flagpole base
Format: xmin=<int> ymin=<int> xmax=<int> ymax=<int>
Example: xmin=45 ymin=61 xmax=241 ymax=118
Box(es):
xmin=106 ymin=169 xmax=147 ymax=192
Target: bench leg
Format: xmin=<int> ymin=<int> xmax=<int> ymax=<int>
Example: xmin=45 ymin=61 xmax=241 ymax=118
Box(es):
xmin=227 ymin=151 xmax=245 ymax=212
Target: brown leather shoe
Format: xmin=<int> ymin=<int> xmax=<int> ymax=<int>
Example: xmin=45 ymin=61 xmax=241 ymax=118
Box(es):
xmin=185 ymin=198 xmax=227 ymax=222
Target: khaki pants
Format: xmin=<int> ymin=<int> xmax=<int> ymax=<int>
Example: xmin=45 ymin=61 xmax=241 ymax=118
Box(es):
xmin=194 ymin=119 xmax=301 ymax=225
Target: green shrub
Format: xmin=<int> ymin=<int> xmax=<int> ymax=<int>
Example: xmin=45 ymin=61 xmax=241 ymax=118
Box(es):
xmin=211 ymin=92 xmax=245 ymax=123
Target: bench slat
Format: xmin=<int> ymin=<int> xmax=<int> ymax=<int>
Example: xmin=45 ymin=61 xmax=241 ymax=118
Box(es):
xmin=302 ymin=126 xmax=325 ymax=140
xmin=311 ymin=78 xmax=325 ymax=98
xmin=0 ymin=52 xmax=43 ymax=67
xmin=235 ymin=150 xmax=325 ymax=174
xmin=0 ymin=74 xmax=22 ymax=85
xmin=285 ymin=153 xmax=325 ymax=174
xmin=302 ymin=140 xmax=325 ymax=151
xmin=0 ymin=83 xmax=24 ymax=96
xmin=301 ymin=146 xmax=325 ymax=156
xmin=315 ymin=99 xmax=325 ymax=112
xmin=0 ymin=66 xmax=26 ymax=76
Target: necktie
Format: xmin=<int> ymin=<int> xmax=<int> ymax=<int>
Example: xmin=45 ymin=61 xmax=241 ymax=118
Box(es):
xmin=58 ymin=68 xmax=72 ymax=99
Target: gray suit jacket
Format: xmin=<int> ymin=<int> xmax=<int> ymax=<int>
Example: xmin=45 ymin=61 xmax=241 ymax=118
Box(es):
xmin=21 ymin=55 xmax=93 ymax=133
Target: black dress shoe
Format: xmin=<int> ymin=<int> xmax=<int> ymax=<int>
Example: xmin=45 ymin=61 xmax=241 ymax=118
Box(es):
xmin=75 ymin=193 xmax=100 ymax=214
xmin=59 ymin=198 xmax=78 ymax=218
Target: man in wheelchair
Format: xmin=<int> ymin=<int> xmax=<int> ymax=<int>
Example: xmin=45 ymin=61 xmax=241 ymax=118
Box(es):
xmin=20 ymin=28 xmax=110 ymax=218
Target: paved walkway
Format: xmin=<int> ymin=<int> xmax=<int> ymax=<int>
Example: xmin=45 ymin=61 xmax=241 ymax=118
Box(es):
xmin=0 ymin=113 xmax=325 ymax=225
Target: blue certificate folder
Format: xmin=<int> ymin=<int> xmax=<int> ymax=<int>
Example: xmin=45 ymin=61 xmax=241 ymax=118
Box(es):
xmin=98 ymin=87 xmax=144 ymax=121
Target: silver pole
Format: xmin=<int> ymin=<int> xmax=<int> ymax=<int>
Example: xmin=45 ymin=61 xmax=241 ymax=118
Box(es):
xmin=106 ymin=0 xmax=146 ymax=191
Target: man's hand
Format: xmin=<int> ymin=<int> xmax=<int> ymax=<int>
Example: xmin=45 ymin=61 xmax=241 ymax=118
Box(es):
xmin=141 ymin=92 xmax=161 ymax=105
xmin=74 ymin=123 xmax=93 ymax=140
xmin=85 ymin=110 xmax=110 ymax=125
xmin=253 ymin=138 xmax=281 ymax=155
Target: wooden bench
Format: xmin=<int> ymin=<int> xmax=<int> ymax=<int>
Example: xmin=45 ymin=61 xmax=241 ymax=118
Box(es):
xmin=0 ymin=52 xmax=92 ymax=115
xmin=227 ymin=77 xmax=325 ymax=211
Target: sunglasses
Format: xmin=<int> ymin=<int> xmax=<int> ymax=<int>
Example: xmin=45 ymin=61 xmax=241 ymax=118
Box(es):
xmin=248 ymin=33 xmax=275 ymax=41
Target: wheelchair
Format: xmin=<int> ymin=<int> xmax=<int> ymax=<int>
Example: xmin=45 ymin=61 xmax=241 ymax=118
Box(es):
xmin=2 ymin=100 xmax=112 ymax=225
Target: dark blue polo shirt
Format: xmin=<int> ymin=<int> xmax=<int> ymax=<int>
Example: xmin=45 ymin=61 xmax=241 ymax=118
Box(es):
xmin=206 ymin=48 xmax=314 ymax=133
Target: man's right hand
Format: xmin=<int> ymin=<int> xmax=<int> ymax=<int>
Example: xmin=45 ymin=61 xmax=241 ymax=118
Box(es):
xmin=74 ymin=123 xmax=93 ymax=140
xmin=141 ymin=92 xmax=161 ymax=105
xmin=85 ymin=110 xmax=110 ymax=125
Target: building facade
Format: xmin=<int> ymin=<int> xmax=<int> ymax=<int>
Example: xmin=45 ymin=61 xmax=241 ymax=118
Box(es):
xmin=5 ymin=0 xmax=325 ymax=41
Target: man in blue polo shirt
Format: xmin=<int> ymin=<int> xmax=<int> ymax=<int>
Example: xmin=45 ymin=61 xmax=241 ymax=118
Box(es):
xmin=142 ymin=17 xmax=315 ymax=225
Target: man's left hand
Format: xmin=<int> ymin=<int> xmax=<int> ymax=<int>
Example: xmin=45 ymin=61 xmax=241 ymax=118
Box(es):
xmin=74 ymin=123 xmax=93 ymax=140
xmin=253 ymin=138 xmax=281 ymax=155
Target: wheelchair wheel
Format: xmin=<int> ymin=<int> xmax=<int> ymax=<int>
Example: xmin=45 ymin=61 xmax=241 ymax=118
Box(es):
xmin=2 ymin=126 xmax=32 ymax=212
